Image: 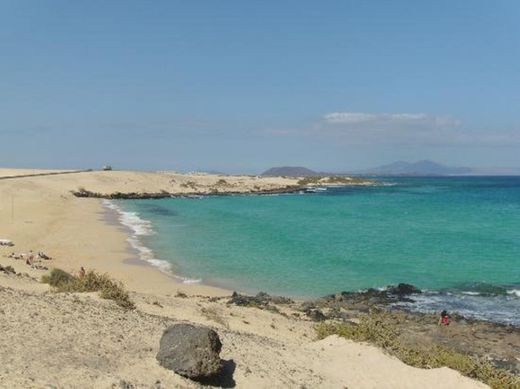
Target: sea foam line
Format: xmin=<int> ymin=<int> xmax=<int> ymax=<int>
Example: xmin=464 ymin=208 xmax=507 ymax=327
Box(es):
xmin=507 ymin=289 xmax=520 ymax=297
xmin=102 ymin=200 xmax=201 ymax=284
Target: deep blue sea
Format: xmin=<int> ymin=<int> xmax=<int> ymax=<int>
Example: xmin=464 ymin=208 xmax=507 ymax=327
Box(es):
xmin=106 ymin=177 xmax=520 ymax=325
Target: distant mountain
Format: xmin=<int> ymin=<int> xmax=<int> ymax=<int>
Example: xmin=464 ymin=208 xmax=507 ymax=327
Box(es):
xmin=363 ymin=160 xmax=473 ymax=176
xmin=261 ymin=166 xmax=318 ymax=177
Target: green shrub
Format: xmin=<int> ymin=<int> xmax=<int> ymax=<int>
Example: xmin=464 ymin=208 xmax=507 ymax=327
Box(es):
xmin=316 ymin=314 xmax=520 ymax=389
xmin=99 ymin=280 xmax=135 ymax=310
xmin=42 ymin=268 xmax=76 ymax=289
xmin=42 ymin=268 xmax=135 ymax=310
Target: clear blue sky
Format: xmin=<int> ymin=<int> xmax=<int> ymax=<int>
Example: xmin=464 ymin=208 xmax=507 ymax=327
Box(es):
xmin=1 ymin=1 xmax=519 ymax=173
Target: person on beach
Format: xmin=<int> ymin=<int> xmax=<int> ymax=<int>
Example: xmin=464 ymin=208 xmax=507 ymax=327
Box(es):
xmin=439 ymin=310 xmax=450 ymax=326
xmin=38 ymin=251 xmax=51 ymax=260
xmin=79 ymin=267 xmax=86 ymax=278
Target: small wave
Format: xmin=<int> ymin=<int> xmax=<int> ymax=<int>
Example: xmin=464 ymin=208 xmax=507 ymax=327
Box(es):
xmin=394 ymin=290 xmax=520 ymax=326
xmin=177 ymin=276 xmax=202 ymax=284
xmin=447 ymin=282 xmax=510 ymax=297
xmin=507 ymin=289 xmax=520 ymax=297
xmin=102 ymin=200 xmax=173 ymax=273
xmin=102 ymin=200 xmax=154 ymax=236
xmin=461 ymin=291 xmax=480 ymax=296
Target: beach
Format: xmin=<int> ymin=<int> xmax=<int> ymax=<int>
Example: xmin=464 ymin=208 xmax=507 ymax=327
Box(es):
xmin=0 ymin=169 xmax=309 ymax=296
xmin=0 ymin=169 xmax=511 ymax=388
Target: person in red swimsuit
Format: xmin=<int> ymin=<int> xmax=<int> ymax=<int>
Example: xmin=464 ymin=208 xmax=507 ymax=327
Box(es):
xmin=439 ymin=310 xmax=450 ymax=326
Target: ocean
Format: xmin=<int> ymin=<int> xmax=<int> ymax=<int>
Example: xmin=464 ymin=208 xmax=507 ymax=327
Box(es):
xmin=105 ymin=176 xmax=520 ymax=325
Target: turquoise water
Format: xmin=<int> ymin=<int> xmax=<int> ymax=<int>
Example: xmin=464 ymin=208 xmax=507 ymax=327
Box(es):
xmin=116 ymin=177 xmax=520 ymax=323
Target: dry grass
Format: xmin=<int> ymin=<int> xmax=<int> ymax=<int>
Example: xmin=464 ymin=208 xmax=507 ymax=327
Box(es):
xmin=201 ymin=306 xmax=229 ymax=328
xmin=316 ymin=314 xmax=519 ymax=389
xmin=42 ymin=268 xmax=135 ymax=310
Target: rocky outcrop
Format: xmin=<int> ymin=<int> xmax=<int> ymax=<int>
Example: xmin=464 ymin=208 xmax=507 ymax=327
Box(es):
xmin=156 ymin=323 xmax=223 ymax=381
xmin=305 ymin=308 xmax=327 ymax=322
xmin=304 ymin=283 xmax=423 ymax=321
xmin=73 ymin=189 xmax=173 ymax=199
xmin=228 ymin=291 xmax=293 ymax=307
xmin=72 ymin=187 xmax=305 ymax=199
xmin=387 ymin=283 xmax=422 ymax=296
xmin=322 ymin=283 xmax=422 ymax=306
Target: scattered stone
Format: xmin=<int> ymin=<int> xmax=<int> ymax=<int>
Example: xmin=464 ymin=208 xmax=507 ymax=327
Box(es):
xmin=156 ymin=323 xmax=223 ymax=381
xmin=0 ymin=265 xmax=16 ymax=274
xmin=305 ymin=309 xmax=326 ymax=322
xmin=118 ymin=380 xmax=135 ymax=389
xmin=300 ymin=301 xmax=316 ymax=311
xmin=256 ymin=291 xmax=293 ymax=305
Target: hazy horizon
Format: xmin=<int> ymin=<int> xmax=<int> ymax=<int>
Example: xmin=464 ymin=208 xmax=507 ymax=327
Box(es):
xmin=2 ymin=1 xmax=520 ymax=174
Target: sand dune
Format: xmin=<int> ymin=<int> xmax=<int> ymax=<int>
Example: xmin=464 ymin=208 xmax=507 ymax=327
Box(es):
xmin=0 ymin=278 xmax=488 ymax=388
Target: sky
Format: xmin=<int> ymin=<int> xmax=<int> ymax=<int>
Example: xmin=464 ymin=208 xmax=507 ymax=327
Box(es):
xmin=1 ymin=1 xmax=519 ymax=173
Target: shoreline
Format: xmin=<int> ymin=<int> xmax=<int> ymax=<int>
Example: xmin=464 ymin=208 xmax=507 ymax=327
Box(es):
xmin=101 ymin=199 xmax=224 ymax=289
xmin=1 ymin=169 xmax=517 ymax=387
xmin=106 ymin=197 xmax=520 ymax=327
xmin=98 ymin=198 xmax=232 ymax=298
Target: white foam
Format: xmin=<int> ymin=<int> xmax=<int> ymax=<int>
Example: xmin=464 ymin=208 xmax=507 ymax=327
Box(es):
xmin=176 ymin=276 xmax=202 ymax=284
xmin=103 ymin=200 xmax=154 ymax=236
xmin=507 ymin=289 xmax=520 ymax=297
xmin=461 ymin=291 xmax=480 ymax=296
xmin=394 ymin=292 xmax=520 ymax=326
xmin=102 ymin=200 xmax=174 ymax=274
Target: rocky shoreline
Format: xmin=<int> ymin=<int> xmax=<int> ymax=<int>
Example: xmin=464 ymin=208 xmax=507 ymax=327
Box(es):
xmin=71 ymin=186 xmax=306 ymax=199
xmin=226 ymin=285 xmax=520 ymax=376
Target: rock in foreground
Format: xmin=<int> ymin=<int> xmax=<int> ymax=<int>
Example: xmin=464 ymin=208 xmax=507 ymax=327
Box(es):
xmin=157 ymin=323 xmax=223 ymax=381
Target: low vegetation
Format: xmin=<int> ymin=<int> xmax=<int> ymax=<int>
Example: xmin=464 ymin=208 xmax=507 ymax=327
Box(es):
xmin=42 ymin=268 xmax=135 ymax=309
xmin=215 ymin=178 xmax=228 ymax=186
xmin=180 ymin=181 xmax=198 ymax=190
xmin=316 ymin=313 xmax=519 ymax=389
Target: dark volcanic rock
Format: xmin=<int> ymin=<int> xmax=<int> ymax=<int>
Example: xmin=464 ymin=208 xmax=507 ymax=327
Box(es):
xmin=156 ymin=323 xmax=223 ymax=381
xmin=72 ymin=186 xmax=303 ymax=199
xmin=255 ymin=291 xmax=293 ymax=305
xmin=313 ymin=283 xmax=423 ymax=314
xmin=388 ymin=283 xmax=422 ymax=296
xmin=305 ymin=308 xmax=327 ymax=322
xmin=228 ymin=291 xmax=293 ymax=307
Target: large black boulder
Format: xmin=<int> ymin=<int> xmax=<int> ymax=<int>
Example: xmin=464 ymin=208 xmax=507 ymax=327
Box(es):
xmin=157 ymin=323 xmax=223 ymax=381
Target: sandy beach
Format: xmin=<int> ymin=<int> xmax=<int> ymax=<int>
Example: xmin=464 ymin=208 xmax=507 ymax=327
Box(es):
xmin=0 ymin=169 xmax=497 ymax=388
